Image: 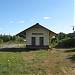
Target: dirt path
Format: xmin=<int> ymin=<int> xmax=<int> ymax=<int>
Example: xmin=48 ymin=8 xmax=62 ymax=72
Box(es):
xmin=44 ymin=48 xmax=75 ymax=75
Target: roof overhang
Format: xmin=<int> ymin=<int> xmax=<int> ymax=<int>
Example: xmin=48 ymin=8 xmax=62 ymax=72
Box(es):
xmin=16 ymin=23 xmax=57 ymax=37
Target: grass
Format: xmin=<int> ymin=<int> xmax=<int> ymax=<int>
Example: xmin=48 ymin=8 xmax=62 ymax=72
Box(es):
xmin=0 ymin=50 xmax=48 ymax=75
xmin=0 ymin=48 xmax=75 ymax=75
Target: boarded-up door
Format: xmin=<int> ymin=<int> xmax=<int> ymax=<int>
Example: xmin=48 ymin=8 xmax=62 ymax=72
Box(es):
xmin=39 ymin=37 xmax=44 ymax=46
xmin=31 ymin=37 xmax=36 ymax=46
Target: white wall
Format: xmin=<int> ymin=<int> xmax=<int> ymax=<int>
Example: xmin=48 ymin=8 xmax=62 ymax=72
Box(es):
xmin=26 ymin=27 xmax=49 ymax=46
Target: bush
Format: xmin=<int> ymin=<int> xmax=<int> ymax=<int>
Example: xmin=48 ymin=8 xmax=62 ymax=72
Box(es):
xmin=15 ymin=37 xmax=24 ymax=43
xmin=0 ymin=38 xmax=3 ymax=44
xmin=56 ymin=38 xmax=75 ymax=48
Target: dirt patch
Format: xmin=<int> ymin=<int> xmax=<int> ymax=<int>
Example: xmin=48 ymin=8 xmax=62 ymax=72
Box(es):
xmin=20 ymin=48 xmax=75 ymax=75
xmin=22 ymin=53 xmax=35 ymax=61
xmin=42 ymin=48 xmax=75 ymax=74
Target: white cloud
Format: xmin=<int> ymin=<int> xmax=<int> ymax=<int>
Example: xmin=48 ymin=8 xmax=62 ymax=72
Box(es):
xmin=44 ymin=16 xmax=50 ymax=20
xmin=9 ymin=20 xmax=25 ymax=24
xmin=18 ymin=20 xmax=25 ymax=23
xmin=9 ymin=21 xmax=14 ymax=23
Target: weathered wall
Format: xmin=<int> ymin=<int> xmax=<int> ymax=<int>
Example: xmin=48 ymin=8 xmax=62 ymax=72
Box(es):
xmin=26 ymin=27 xmax=49 ymax=46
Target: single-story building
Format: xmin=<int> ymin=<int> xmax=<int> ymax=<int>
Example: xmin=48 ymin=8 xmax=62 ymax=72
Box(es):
xmin=17 ymin=23 xmax=57 ymax=49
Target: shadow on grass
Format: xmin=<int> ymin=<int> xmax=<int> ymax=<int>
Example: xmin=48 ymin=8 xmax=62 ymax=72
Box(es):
xmin=0 ymin=48 xmax=39 ymax=52
xmin=67 ymin=55 xmax=75 ymax=63
xmin=65 ymin=48 xmax=75 ymax=63
xmin=65 ymin=48 xmax=75 ymax=53
xmin=0 ymin=47 xmax=48 ymax=52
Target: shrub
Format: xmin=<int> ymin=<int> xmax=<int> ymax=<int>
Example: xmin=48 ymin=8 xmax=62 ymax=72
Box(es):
xmin=15 ymin=37 xmax=24 ymax=43
xmin=0 ymin=38 xmax=3 ymax=44
xmin=56 ymin=38 xmax=75 ymax=48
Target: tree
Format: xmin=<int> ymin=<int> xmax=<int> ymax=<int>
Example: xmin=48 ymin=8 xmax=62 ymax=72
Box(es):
xmin=58 ymin=32 xmax=67 ymax=40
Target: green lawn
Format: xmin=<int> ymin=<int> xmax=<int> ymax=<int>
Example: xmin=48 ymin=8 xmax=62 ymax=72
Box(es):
xmin=0 ymin=48 xmax=75 ymax=75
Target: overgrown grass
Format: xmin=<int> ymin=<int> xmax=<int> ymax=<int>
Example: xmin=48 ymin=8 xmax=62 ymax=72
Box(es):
xmin=0 ymin=50 xmax=48 ymax=75
xmin=0 ymin=48 xmax=75 ymax=75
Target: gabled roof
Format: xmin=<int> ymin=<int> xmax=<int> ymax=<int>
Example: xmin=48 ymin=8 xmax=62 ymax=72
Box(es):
xmin=16 ymin=23 xmax=57 ymax=37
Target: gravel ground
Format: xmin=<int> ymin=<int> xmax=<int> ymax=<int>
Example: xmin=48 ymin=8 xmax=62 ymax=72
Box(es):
xmin=0 ymin=44 xmax=26 ymax=48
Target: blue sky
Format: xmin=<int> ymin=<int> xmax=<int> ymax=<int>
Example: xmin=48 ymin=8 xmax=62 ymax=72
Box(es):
xmin=0 ymin=0 xmax=74 ymax=35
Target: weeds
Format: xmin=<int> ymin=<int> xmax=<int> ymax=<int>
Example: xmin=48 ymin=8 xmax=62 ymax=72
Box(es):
xmin=0 ymin=48 xmax=75 ymax=75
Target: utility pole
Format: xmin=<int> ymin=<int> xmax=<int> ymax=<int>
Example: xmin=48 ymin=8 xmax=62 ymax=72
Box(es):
xmin=71 ymin=26 xmax=75 ymax=33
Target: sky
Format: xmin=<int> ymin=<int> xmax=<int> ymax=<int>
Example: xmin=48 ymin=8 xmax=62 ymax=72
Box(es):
xmin=0 ymin=0 xmax=74 ymax=35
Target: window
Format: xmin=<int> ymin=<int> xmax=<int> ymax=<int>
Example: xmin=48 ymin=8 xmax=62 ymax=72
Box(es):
xmin=32 ymin=33 xmax=43 ymax=35
xmin=39 ymin=37 xmax=44 ymax=46
xmin=31 ymin=37 xmax=36 ymax=45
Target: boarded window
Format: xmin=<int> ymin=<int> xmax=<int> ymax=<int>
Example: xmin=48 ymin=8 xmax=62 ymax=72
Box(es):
xmin=39 ymin=37 xmax=44 ymax=46
xmin=31 ymin=37 xmax=36 ymax=45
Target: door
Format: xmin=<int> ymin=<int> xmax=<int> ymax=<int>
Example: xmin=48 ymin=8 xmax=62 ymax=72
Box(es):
xmin=31 ymin=37 xmax=36 ymax=46
xmin=39 ymin=37 xmax=44 ymax=46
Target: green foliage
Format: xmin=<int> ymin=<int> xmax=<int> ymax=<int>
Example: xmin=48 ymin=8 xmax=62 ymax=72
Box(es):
xmin=3 ymin=35 xmax=10 ymax=42
xmin=56 ymin=38 xmax=75 ymax=48
xmin=12 ymin=36 xmax=17 ymax=41
xmin=0 ymin=38 xmax=3 ymax=44
xmin=0 ymin=34 xmax=25 ymax=43
xmin=49 ymin=32 xmax=68 ymax=48
xmin=13 ymin=36 xmax=25 ymax=43
xmin=57 ymin=32 xmax=67 ymax=40
xmin=67 ymin=33 xmax=75 ymax=38
xmin=15 ymin=37 xmax=24 ymax=43
xmin=52 ymin=32 xmax=75 ymax=48
xmin=0 ymin=35 xmax=12 ymax=42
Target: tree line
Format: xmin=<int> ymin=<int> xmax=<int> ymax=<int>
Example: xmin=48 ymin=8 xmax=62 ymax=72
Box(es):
xmin=0 ymin=34 xmax=25 ymax=44
xmin=0 ymin=32 xmax=75 ymax=48
xmin=51 ymin=32 xmax=75 ymax=48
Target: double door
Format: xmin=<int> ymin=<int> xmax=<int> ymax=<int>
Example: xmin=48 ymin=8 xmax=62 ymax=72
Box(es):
xmin=31 ymin=37 xmax=44 ymax=46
